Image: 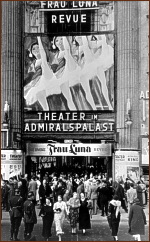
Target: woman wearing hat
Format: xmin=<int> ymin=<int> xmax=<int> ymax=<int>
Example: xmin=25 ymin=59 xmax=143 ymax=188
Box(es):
xmin=39 ymin=197 xmax=54 ymax=241
xmin=128 ymin=198 xmax=146 ymax=241
xmin=67 ymin=192 xmax=80 ymax=234
xmin=79 ymin=193 xmax=91 ymax=235
xmin=107 ymin=195 xmax=121 ymax=241
xmin=53 ymin=195 xmax=69 ymax=241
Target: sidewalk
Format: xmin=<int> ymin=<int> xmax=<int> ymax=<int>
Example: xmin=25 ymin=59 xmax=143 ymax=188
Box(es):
xmin=1 ymin=204 xmax=149 ymax=241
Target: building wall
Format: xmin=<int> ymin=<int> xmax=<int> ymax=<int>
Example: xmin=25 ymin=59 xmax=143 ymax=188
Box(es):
xmin=138 ymin=1 xmax=149 ymax=136
xmin=1 ymin=1 xmax=23 ymax=149
xmin=116 ymin=1 xmax=140 ymax=149
xmin=1 ymin=2 xmax=149 ymax=176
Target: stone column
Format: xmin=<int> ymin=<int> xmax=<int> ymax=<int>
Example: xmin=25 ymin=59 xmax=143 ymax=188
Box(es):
xmin=116 ymin=1 xmax=139 ymax=149
xmin=1 ymin=1 xmax=23 ymax=149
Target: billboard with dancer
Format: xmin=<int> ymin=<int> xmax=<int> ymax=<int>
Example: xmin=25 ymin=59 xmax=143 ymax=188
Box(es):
xmin=24 ymin=34 xmax=114 ymax=111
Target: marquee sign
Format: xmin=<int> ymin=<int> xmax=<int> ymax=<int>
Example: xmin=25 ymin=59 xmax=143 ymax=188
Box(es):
xmin=24 ymin=112 xmax=115 ymax=133
xmin=26 ymin=143 xmax=112 ymax=156
xmin=25 ymin=1 xmax=114 ymax=33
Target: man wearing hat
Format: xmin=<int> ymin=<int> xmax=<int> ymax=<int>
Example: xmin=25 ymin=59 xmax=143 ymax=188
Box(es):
xmin=9 ymin=189 xmax=23 ymax=241
xmin=23 ymin=192 xmax=37 ymax=240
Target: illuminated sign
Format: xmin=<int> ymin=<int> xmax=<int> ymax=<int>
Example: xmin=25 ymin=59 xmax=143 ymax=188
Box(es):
xmin=25 ymin=1 xmax=114 ymax=33
xmin=26 ymin=143 xmax=112 ymax=156
xmin=40 ymin=1 xmax=98 ymax=9
xmin=24 ymin=112 xmax=115 ymax=133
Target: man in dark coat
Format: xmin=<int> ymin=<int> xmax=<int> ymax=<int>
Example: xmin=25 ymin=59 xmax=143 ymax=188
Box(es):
xmin=107 ymin=178 xmax=113 ymax=201
xmin=99 ymin=181 xmax=109 ymax=216
xmin=23 ymin=192 xmax=37 ymax=240
xmin=128 ymin=198 xmax=146 ymax=241
xmin=114 ymin=183 xmax=128 ymax=213
xmin=1 ymin=180 xmax=6 ymax=209
xmin=9 ymin=189 xmax=24 ymax=241
xmin=4 ymin=181 xmax=10 ymax=211
xmin=19 ymin=175 xmax=28 ymax=202
xmin=124 ymin=178 xmax=131 ymax=192
xmin=54 ymin=181 xmax=65 ymax=202
xmin=39 ymin=179 xmax=52 ymax=206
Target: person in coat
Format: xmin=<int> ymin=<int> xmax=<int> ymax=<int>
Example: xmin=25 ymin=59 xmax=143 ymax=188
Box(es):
xmin=28 ymin=177 xmax=37 ymax=203
xmin=128 ymin=198 xmax=146 ymax=241
xmin=136 ymin=181 xmax=146 ymax=206
xmin=39 ymin=179 xmax=52 ymax=206
xmin=39 ymin=197 xmax=54 ymax=241
xmin=1 ymin=180 xmax=6 ymax=210
xmin=107 ymin=177 xmax=113 ymax=201
xmin=9 ymin=189 xmax=24 ymax=241
xmin=23 ymin=192 xmax=37 ymax=240
xmin=88 ymin=179 xmax=98 ymax=215
xmin=54 ymin=181 xmax=65 ymax=202
xmin=99 ymin=180 xmax=109 ymax=216
xmin=127 ymin=183 xmax=137 ymax=215
xmin=114 ymin=182 xmax=128 ymax=213
xmin=8 ymin=178 xmax=16 ymax=210
xmin=19 ymin=175 xmax=28 ymax=202
xmin=77 ymin=181 xmax=84 ymax=199
xmin=107 ymin=195 xmax=121 ymax=241
xmin=67 ymin=192 xmax=80 ymax=234
xmin=79 ymin=193 xmax=91 ymax=235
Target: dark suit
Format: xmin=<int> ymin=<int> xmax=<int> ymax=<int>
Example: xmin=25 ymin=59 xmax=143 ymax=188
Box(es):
xmin=39 ymin=184 xmax=52 ymax=205
xmin=98 ymin=186 xmax=109 ymax=216
xmin=9 ymin=195 xmax=23 ymax=240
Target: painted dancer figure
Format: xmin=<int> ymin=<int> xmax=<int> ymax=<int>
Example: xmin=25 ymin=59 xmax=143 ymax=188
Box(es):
xmin=24 ymin=36 xmax=61 ymax=110
xmin=87 ymin=34 xmax=114 ymax=110
xmin=51 ymin=36 xmax=79 ymax=110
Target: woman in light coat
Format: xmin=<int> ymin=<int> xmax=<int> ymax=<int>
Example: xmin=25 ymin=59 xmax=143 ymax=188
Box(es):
xmin=53 ymin=195 xmax=69 ymax=241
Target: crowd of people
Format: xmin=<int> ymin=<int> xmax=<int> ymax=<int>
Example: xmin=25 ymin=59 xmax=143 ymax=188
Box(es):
xmin=1 ymin=172 xmax=148 ymax=241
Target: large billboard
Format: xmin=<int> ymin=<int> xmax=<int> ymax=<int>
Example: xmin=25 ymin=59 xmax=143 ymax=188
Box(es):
xmin=24 ymin=34 xmax=114 ymax=111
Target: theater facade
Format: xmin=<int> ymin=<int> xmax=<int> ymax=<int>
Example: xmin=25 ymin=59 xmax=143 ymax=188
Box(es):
xmin=1 ymin=1 xmax=149 ymax=182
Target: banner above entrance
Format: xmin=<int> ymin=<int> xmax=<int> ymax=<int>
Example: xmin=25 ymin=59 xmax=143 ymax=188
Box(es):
xmin=26 ymin=143 xmax=112 ymax=156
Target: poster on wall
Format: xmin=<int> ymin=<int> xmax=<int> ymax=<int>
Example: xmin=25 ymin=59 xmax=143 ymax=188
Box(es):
xmin=115 ymin=151 xmax=140 ymax=182
xmin=1 ymin=150 xmax=23 ymax=180
xmin=24 ymin=34 xmax=114 ymax=111
xmin=127 ymin=166 xmax=140 ymax=183
xmin=25 ymin=1 xmax=114 ymax=33
xmin=142 ymin=137 xmax=149 ymax=165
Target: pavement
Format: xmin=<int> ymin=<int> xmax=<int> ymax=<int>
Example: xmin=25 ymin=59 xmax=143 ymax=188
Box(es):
xmin=1 ymin=204 xmax=149 ymax=241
